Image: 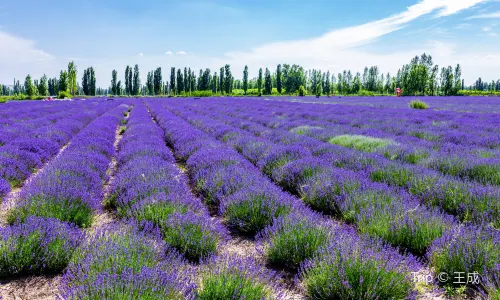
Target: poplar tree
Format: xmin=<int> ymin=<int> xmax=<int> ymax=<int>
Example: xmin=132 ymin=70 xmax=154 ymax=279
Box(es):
xmin=243 ymin=65 xmax=248 ymax=95
xmin=176 ymin=69 xmax=183 ymax=95
xmin=82 ymin=69 xmax=89 ymax=95
xmin=125 ymin=66 xmax=130 ymax=95
xmin=67 ymin=61 xmax=77 ymax=96
xmin=111 ymin=70 xmax=118 ymax=95
xmin=133 ymin=65 xmax=141 ymax=95
xmin=184 ymin=67 xmax=188 ymax=94
xmin=39 ymin=75 xmax=48 ymax=96
xmin=224 ymin=64 xmax=232 ymax=94
xmin=219 ymin=67 xmax=224 ymax=94
xmin=59 ymin=70 xmax=69 ymax=93
xmin=276 ymin=64 xmax=282 ymax=94
xmin=170 ymin=67 xmax=176 ymax=95
xmin=154 ymin=67 xmax=162 ymax=95
xmin=264 ymin=68 xmax=272 ymax=94
xmin=257 ymin=68 xmax=263 ymax=96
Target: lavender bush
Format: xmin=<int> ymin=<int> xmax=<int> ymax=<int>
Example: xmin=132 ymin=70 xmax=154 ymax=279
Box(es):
xmin=0 ymin=217 xmax=83 ymax=277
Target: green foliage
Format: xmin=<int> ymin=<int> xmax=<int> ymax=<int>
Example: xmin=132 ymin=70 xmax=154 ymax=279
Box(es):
xmin=263 ymin=218 xmax=329 ymax=269
xmin=302 ymin=249 xmax=414 ymax=300
xmin=160 ymin=219 xmax=219 ymax=262
xmin=329 ymin=135 xmax=393 ymax=152
xmin=8 ymin=196 xmax=93 ymax=228
xmin=118 ymin=126 xmax=126 ymax=135
xmin=0 ymin=220 xmax=80 ymax=277
xmin=298 ymin=85 xmax=306 ymax=96
xmin=58 ymin=91 xmax=72 ymax=99
xmin=223 ymin=192 xmax=291 ymax=235
xmin=0 ymin=99 xmax=6 ymax=103
xmin=197 ymin=257 xmax=274 ymax=300
xmin=191 ymin=90 xmax=213 ymax=97
xmin=130 ymin=202 xmax=187 ymax=225
xmin=459 ymin=89 xmax=500 ymax=96
xmin=409 ymin=99 xmax=429 ymax=109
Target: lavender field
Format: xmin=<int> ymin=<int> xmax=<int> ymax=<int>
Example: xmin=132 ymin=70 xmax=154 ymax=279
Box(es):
xmin=0 ymin=97 xmax=498 ymax=300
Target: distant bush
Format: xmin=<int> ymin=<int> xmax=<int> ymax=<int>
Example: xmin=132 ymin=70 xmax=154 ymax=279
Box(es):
xmin=459 ymin=90 xmax=500 ymax=96
xmin=409 ymin=99 xmax=429 ymax=109
xmin=0 ymin=99 xmax=6 ymax=103
xmin=299 ymin=85 xmax=306 ymax=96
xmin=58 ymin=91 xmax=72 ymax=99
xmin=329 ymin=134 xmax=393 ymax=152
xmin=191 ymin=90 xmax=213 ymax=97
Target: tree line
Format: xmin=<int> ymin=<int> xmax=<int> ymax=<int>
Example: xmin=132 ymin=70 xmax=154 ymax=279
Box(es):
xmin=2 ymin=53 xmax=500 ymax=98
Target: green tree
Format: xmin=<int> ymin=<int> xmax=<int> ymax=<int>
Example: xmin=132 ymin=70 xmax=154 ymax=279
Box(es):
xmin=224 ymin=64 xmax=231 ymax=94
xmin=124 ymin=66 xmax=130 ymax=95
xmin=82 ymin=69 xmax=89 ymax=95
xmin=89 ymin=67 xmax=96 ymax=96
xmin=324 ymin=71 xmax=331 ymax=96
xmin=170 ymin=67 xmax=176 ymax=95
xmin=176 ymin=69 xmax=184 ymax=95
xmin=67 ymin=61 xmax=77 ymax=96
xmin=276 ymin=64 xmax=282 ymax=94
xmin=133 ymin=64 xmax=141 ymax=95
xmin=154 ymin=67 xmax=162 ymax=95
xmin=38 ymin=75 xmax=48 ymax=96
xmin=219 ymin=67 xmax=225 ymax=94
xmin=264 ymin=68 xmax=272 ymax=94
xmin=24 ymin=74 xmax=37 ymax=97
xmin=59 ymin=71 xmax=69 ymax=93
xmin=257 ymin=68 xmax=263 ymax=96
xmin=116 ymin=80 xmax=122 ymax=95
xmin=111 ymin=69 xmax=118 ymax=95
xmin=243 ymin=65 xmax=248 ymax=95
xmin=184 ymin=67 xmax=188 ymax=94
xmin=212 ymin=72 xmax=218 ymax=93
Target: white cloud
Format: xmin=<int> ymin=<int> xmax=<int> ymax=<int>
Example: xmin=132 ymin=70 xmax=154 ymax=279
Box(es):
xmin=166 ymin=51 xmax=173 ymax=55
xmin=466 ymin=11 xmax=500 ymax=19
xmin=176 ymin=51 xmax=187 ymax=55
xmin=223 ymin=0 xmax=486 ymax=64
xmin=482 ymin=26 xmax=492 ymax=31
xmin=0 ymin=31 xmax=53 ymax=63
xmin=138 ymin=52 xmax=144 ymax=57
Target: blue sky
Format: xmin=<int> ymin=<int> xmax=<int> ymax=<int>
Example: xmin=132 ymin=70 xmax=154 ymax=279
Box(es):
xmin=1 ymin=0 xmax=499 ymax=87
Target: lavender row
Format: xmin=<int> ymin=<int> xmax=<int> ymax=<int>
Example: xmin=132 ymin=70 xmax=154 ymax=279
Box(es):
xmin=231 ymin=99 xmax=500 ymax=186
xmin=164 ymin=99 xmax=499 ymax=297
xmin=0 ymin=101 xmax=126 ymax=280
xmin=0 ymin=100 xmax=120 ymax=199
xmin=62 ymin=102 xmax=280 ymax=298
xmin=147 ymin=100 xmax=422 ymax=299
xmin=106 ymin=102 xmax=227 ymax=262
xmin=186 ymin=99 xmax=499 ymax=227
xmin=168 ymin=102 xmax=458 ymax=256
xmin=7 ymin=103 xmax=128 ymax=228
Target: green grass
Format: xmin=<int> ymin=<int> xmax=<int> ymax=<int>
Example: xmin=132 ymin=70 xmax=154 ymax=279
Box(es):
xmin=132 ymin=202 xmax=187 ymax=225
xmin=7 ymin=197 xmax=93 ymax=228
xmin=118 ymin=126 xmax=126 ymax=135
xmin=289 ymin=125 xmax=322 ymax=135
xmin=328 ymin=134 xmax=394 ymax=152
xmin=223 ymin=192 xmax=291 ymax=235
xmin=263 ymin=218 xmax=329 ymax=269
xmin=409 ymin=99 xmax=429 ymax=109
xmin=161 ymin=221 xmax=219 ymax=262
xmin=197 ymin=271 xmax=272 ymax=300
xmin=409 ymin=131 xmax=440 ymax=142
